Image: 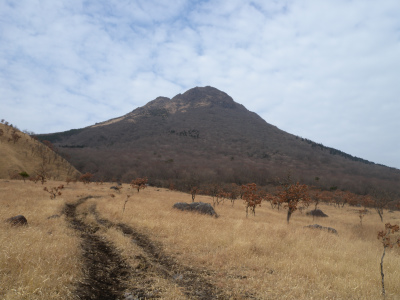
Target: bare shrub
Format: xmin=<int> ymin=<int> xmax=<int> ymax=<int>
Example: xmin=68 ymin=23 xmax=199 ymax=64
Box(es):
xmin=43 ymin=185 xmax=64 ymax=199
xmin=79 ymin=172 xmax=93 ymax=184
xmin=377 ymin=223 xmax=400 ymax=297
xmin=241 ymin=183 xmax=262 ymax=217
xmin=130 ymin=177 xmax=148 ymax=192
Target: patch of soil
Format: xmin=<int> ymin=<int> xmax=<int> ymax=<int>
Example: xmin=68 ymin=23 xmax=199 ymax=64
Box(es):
xmin=64 ymin=196 xmax=130 ymax=300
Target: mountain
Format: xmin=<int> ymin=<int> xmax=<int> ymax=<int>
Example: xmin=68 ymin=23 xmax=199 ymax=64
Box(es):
xmin=0 ymin=123 xmax=80 ymax=180
xmin=37 ymin=86 xmax=400 ymax=193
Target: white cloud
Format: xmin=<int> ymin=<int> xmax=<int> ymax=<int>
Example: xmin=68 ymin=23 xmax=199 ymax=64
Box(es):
xmin=1 ymin=0 xmax=400 ymax=168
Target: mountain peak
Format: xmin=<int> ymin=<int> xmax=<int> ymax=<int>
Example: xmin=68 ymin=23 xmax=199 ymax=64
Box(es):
xmin=127 ymin=86 xmax=238 ymax=119
xmin=171 ymin=86 xmax=236 ymax=109
xmin=181 ymin=86 xmax=229 ymax=98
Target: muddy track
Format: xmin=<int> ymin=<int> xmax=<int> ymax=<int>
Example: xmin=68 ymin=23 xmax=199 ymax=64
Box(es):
xmin=64 ymin=196 xmax=131 ymax=300
xmin=88 ymin=205 xmax=234 ymax=300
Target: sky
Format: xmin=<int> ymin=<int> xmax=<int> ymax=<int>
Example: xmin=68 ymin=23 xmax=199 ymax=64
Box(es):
xmin=1 ymin=0 xmax=400 ymax=169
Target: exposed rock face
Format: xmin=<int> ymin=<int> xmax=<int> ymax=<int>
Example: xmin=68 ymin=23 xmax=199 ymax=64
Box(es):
xmin=6 ymin=215 xmax=28 ymax=226
xmin=173 ymin=202 xmax=218 ymax=217
xmin=305 ymin=224 xmax=338 ymax=235
xmin=306 ymin=209 xmax=328 ymax=217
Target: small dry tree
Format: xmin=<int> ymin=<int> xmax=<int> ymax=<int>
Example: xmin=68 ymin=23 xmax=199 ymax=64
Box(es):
xmin=241 ymin=183 xmax=262 ymax=217
xmin=371 ymin=189 xmax=393 ymax=223
xmin=130 ymin=177 xmax=148 ymax=192
xmin=277 ymin=175 xmax=311 ymax=223
xmin=207 ymin=183 xmax=223 ymax=207
xmin=377 ymin=223 xmax=400 ymax=298
xmin=79 ymin=172 xmax=93 ymax=184
xmin=122 ymin=195 xmax=131 ymax=214
xmin=358 ymin=209 xmax=368 ymax=226
xmin=190 ymin=186 xmax=198 ymax=202
xmin=228 ymin=183 xmax=240 ymax=207
xmin=312 ymin=191 xmax=321 ymax=211
xmin=43 ymin=185 xmax=64 ymax=199
xmin=31 ymin=173 xmax=47 ymax=185
xmin=265 ymin=193 xmax=281 ymax=210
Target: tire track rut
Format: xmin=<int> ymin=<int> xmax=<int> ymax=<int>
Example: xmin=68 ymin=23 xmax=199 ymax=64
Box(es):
xmin=65 ymin=196 xmax=244 ymax=299
xmin=64 ymin=196 xmax=130 ymax=300
xmin=89 ymin=204 xmax=232 ymax=300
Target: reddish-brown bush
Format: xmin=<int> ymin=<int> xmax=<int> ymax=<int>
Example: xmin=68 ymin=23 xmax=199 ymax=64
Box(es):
xmin=277 ymin=179 xmax=311 ymax=223
xmin=131 ymin=177 xmax=148 ymax=192
xmin=241 ymin=183 xmax=262 ymax=217
xmin=79 ymin=172 xmax=93 ymax=184
xmin=43 ymin=185 xmax=64 ymax=199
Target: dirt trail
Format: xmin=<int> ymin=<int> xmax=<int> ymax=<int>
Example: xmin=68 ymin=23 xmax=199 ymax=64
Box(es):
xmin=64 ymin=196 xmax=130 ymax=300
xmin=65 ymin=196 xmax=249 ymax=300
xmin=89 ymin=204 xmax=232 ymax=300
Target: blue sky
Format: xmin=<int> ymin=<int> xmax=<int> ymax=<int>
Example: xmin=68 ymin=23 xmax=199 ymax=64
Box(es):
xmin=1 ymin=0 xmax=400 ymax=169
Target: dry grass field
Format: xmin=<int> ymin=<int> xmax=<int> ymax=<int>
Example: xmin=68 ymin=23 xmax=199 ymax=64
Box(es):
xmin=0 ymin=180 xmax=82 ymax=299
xmin=1 ymin=179 xmax=400 ymax=299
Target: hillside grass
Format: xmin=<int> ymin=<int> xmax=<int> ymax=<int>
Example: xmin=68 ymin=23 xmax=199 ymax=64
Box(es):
xmin=1 ymin=179 xmax=399 ymax=299
xmin=0 ymin=123 xmax=80 ymax=180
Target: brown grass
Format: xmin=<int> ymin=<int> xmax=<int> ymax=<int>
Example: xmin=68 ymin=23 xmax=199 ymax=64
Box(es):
xmin=1 ymin=180 xmax=400 ymax=299
xmin=0 ymin=123 xmax=80 ymax=180
xmin=99 ymin=187 xmax=400 ymax=299
xmin=0 ymin=180 xmax=82 ymax=299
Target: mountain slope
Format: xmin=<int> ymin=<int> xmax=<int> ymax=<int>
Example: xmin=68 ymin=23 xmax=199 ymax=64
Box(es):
xmin=0 ymin=123 xmax=80 ymax=180
xmin=37 ymin=86 xmax=400 ymax=193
